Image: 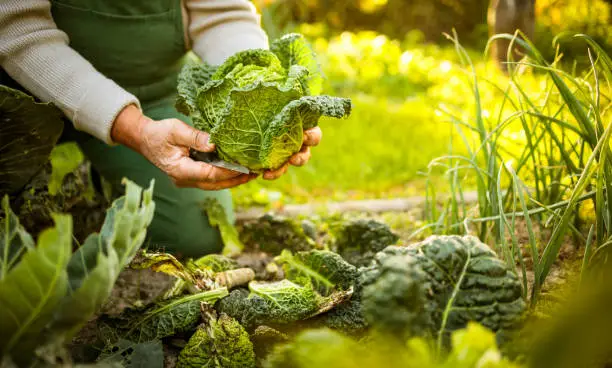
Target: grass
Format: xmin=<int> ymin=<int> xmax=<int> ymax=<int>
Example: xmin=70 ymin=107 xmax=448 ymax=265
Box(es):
xmin=414 ymin=31 xmax=612 ymax=305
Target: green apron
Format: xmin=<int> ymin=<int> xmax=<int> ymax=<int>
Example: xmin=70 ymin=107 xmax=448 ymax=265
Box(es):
xmin=50 ymin=0 xmax=234 ymax=257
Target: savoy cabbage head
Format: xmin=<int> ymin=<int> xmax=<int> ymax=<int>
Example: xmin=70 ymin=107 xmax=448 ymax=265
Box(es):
xmin=176 ymin=33 xmax=352 ymax=173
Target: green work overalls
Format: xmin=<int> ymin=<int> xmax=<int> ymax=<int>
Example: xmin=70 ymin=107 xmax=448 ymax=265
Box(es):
xmin=49 ymin=0 xmax=235 ymax=257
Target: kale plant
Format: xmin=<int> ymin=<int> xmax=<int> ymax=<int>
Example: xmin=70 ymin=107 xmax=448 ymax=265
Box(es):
xmin=177 ymin=307 xmax=256 ymax=368
xmin=367 ymin=235 xmax=527 ymax=347
xmin=176 ymin=33 xmax=352 ymax=173
xmin=239 ymin=213 xmax=317 ymax=255
xmin=361 ymin=254 xmax=432 ymax=341
xmin=328 ymin=218 xmax=399 ymax=267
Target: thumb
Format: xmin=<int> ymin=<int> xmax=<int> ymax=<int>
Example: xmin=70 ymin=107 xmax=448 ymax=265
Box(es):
xmin=170 ymin=119 xmax=215 ymax=152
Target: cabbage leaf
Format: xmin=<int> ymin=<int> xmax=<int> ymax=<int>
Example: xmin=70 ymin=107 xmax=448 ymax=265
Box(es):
xmin=0 ymin=85 xmax=64 ymax=196
xmin=176 ymin=33 xmax=351 ymax=173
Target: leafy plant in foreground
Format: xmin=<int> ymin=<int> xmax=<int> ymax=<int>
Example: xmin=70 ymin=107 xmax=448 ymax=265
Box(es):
xmin=370 ymin=235 xmax=527 ymax=348
xmin=0 ymin=179 xmax=155 ymax=365
xmin=176 ymin=33 xmax=352 ymax=172
xmin=263 ymin=322 xmax=520 ymax=368
xmin=361 ymin=253 xmax=432 ymax=341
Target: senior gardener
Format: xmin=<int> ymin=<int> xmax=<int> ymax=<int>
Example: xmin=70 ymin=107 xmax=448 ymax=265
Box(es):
xmin=0 ymin=0 xmax=321 ymax=257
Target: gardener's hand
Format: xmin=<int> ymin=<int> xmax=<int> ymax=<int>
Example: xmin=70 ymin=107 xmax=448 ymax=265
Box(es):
xmin=111 ymin=104 xmax=257 ymax=190
xmin=262 ymin=126 xmax=322 ymax=180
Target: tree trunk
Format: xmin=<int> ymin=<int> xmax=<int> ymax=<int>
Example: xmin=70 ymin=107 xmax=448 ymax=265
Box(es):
xmin=488 ymin=0 xmax=536 ymax=72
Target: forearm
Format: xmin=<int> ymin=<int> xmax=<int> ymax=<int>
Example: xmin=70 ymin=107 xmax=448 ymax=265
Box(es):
xmin=110 ymin=104 xmax=151 ymax=153
xmin=185 ymin=0 xmax=269 ymax=65
xmin=0 ymin=0 xmax=140 ymax=144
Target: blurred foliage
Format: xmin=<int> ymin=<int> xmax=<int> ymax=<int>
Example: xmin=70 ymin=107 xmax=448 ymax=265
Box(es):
xmin=252 ymin=0 xmax=489 ymax=45
xmin=253 ymin=0 xmax=612 ymax=69
xmin=534 ymin=0 xmax=612 ymax=67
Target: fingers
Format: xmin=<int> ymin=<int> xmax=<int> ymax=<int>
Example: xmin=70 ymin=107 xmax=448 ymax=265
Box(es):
xmin=174 ymin=173 xmax=257 ymax=190
xmin=173 ymin=157 xmax=244 ymax=183
xmin=303 ymin=126 xmax=322 ymax=147
xmin=168 ymin=119 xmax=215 ymax=152
xmin=263 ymin=163 xmax=289 ymax=180
xmin=289 ymin=146 xmax=311 ymax=167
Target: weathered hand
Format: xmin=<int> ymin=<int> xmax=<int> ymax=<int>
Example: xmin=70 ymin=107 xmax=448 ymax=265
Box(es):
xmin=262 ymin=126 xmax=322 ymax=180
xmin=112 ymin=105 xmax=256 ymax=190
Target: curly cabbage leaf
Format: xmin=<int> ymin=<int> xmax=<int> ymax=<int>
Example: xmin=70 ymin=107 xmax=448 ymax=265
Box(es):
xmin=270 ymin=33 xmax=323 ymax=95
xmin=176 ymin=34 xmax=352 ymax=173
xmin=375 ymin=235 xmax=527 ymax=346
xmin=329 ymin=218 xmax=399 ymax=267
xmin=275 ymin=249 xmax=357 ymax=296
xmin=0 ymin=85 xmax=64 ymax=196
xmin=100 ymin=289 xmax=229 ymax=343
xmin=177 ymin=311 xmax=256 ymax=368
xmin=361 ymin=254 xmax=432 ymax=341
xmin=239 ymin=213 xmax=316 ymax=255
xmin=216 ymin=279 xmax=351 ymax=332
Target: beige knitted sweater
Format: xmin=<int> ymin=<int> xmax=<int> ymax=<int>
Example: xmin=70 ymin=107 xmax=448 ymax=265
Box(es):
xmin=0 ymin=0 xmax=269 ymax=144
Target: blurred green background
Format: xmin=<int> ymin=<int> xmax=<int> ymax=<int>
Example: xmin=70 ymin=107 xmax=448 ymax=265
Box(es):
xmin=230 ymin=0 xmax=612 ymax=207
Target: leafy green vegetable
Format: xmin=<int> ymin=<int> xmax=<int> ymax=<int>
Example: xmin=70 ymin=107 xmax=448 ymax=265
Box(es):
xmin=192 ymin=254 xmax=239 ymax=273
xmin=177 ymin=308 xmax=256 ymax=368
xmin=269 ymin=33 xmax=323 ymax=95
xmin=100 ymin=289 xmax=229 ymax=344
xmin=276 ymin=249 xmax=357 ymax=296
xmin=374 ymin=235 xmax=527 ymax=346
xmin=216 ymin=277 xmax=351 ymax=332
xmin=176 ymin=33 xmax=352 ymax=173
xmin=329 ymin=218 xmax=399 ymax=267
xmin=239 ymin=214 xmax=317 ymax=255
xmin=52 ymin=180 xmax=156 ymax=340
xmin=263 ymin=328 xmax=368 ymax=368
xmin=251 ymin=325 xmax=289 ymax=363
xmin=361 ymin=253 xmax=432 ymax=341
xmin=0 ymin=179 xmax=156 ymax=364
xmin=203 ymin=198 xmax=244 ymax=257
xmin=263 ymin=323 xmax=520 ymax=368
xmin=0 ymin=85 xmax=64 ymax=196
xmin=247 ymin=280 xmax=320 ymax=324
xmin=0 ymin=211 xmax=72 ymax=357
xmin=48 ymin=142 xmax=86 ymax=196
xmin=0 ymin=196 xmax=35 ymax=276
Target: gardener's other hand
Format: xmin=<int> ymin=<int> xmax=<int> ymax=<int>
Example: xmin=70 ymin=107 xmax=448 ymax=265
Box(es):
xmin=262 ymin=126 xmax=322 ymax=180
xmin=112 ymin=104 xmax=257 ymax=190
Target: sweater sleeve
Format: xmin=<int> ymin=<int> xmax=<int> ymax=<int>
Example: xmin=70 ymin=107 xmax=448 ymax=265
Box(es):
xmin=0 ymin=0 xmax=140 ymax=145
xmin=185 ymin=0 xmax=269 ymax=66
